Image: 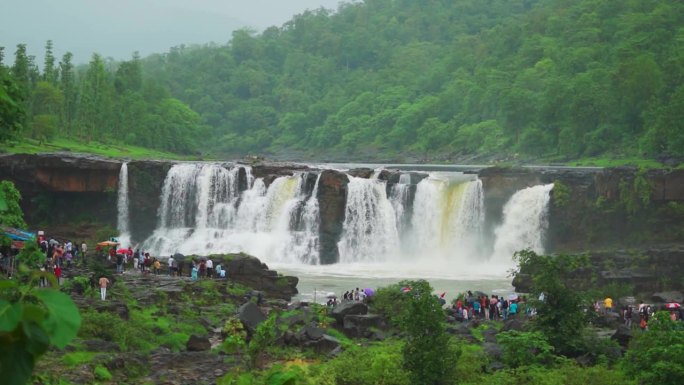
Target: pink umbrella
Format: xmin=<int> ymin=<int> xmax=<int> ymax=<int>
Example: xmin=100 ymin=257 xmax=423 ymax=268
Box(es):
xmin=665 ymin=302 xmax=681 ymax=309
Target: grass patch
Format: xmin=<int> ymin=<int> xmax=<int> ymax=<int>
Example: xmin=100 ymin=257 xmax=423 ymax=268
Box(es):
xmin=94 ymin=365 xmax=112 ymax=381
xmin=61 ymin=351 xmax=98 ymax=367
xmin=570 ymin=156 xmax=665 ymax=169
xmin=0 ymin=137 xmax=204 ymax=160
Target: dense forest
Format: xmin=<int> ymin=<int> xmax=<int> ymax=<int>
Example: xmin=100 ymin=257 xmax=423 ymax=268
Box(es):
xmin=2 ymin=0 xmax=684 ymax=161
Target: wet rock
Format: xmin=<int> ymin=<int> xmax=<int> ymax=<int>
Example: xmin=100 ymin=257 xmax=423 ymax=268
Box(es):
xmin=296 ymin=325 xmax=325 ymax=342
xmin=652 ymin=291 xmax=684 ymax=304
xmin=331 ymin=301 xmax=368 ymax=324
xmin=238 ymin=302 xmax=266 ymax=334
xmin=343 ymin=314 xmax=385 ymax=338
xmin=611 ymin=325 xmax=633 ymax=348
xmin=317 ymin=170 xmax=349 ymax=264
xmin=303 ymin=335 xmax=341 ymax=354
xmin=502 ymin=318 xmax=526 ymax=332
xmin=483 ymin=342 xmax=503 ymax=360
xmin=227 ymin=254 xmax=298 ymax=300
xmin=186 ymin=335 xmax=211 ymax=351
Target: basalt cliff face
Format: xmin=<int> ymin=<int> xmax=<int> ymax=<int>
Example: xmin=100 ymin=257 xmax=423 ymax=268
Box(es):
xmin=1 ymin=154 xmax=683 ymax=268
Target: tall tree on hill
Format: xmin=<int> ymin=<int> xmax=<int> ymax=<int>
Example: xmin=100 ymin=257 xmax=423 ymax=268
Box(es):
xmin=43 ymin=40 xmax=57 ymax=85
xmin=59 ymin=52 xmax=76 ymax=135
xmin=77 ymin=53 xmax=113 ymax=141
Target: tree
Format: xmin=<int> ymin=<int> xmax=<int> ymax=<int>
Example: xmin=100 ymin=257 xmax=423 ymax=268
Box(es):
xmin=0 ymin=181 xmax=26 ymax=228
xmin=43 ymin=40 xmax=57 ymax=85
xmin=512 ymin=250 xmax=590 ymax=356
xmin=622 ymin=311 xmax=684 ymax=385
xmin=59 ymin=52 xmax=77 ymax=134
xmin=0 ymin=68 xmax=25 ymax=143
xmin=395 ymin=280 xmax=459 ymax=385
xmin=77 ymin=53 xmax=114 ymax=141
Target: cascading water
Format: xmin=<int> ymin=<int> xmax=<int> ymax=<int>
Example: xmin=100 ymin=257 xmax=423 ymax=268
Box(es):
xmin=338 ymin=176 xmax=400 ymax=263
xmin=407 ymin=174 xmax=484 ymax=260
xmin=273 ymin=173 xmax=321 ymax=264
xmin=116 ymin=162 xmax=131 ymax=247
xmin=491 ymin=183 xmax=554 ymax=262
xmin=389 ymin=173 xmax=411 ymax=235
xmin=142 ymin=165 xmax=320 ymax=261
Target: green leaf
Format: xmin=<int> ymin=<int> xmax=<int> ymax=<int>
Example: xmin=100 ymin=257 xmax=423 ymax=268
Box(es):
xmin=0 ymin=338 xmax=36 ymax=385
xmin=22 ymin=320 xmax=51 ymax=356
xmin=0 ymin=300 xmax=22 ymax=332
xmin=0 ymin=279 xmax=18 ymax=289
xmin=33 ymin=289 xmax=81 ymax=349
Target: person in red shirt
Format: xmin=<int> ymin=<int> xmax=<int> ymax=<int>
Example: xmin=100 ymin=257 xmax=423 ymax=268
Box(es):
xmin=54 ymin=264 xmax=62 ymax=286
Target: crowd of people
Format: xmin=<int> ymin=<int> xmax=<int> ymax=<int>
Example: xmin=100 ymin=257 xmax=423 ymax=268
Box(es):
xmin=105 ymin=246 xmax=227 ymax=281
xmin=449 ymin=290 xmax=528 ymax=323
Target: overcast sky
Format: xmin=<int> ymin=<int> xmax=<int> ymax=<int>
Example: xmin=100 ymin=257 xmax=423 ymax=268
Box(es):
xmin=0 ymin=0 xmax=347 ymax=67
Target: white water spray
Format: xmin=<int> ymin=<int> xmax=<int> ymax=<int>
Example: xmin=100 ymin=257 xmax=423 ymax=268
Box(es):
xmin=117 ymin=162 xmax=131 ymax=247
xmin=338 ymin=176 xmax=400 ymax=263
xmin=491 ymin=183 xmax=554 ymax=262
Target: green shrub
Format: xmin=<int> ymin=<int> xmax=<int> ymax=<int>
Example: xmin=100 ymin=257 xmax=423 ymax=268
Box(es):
xmin=622 ymin=311 xmax=684 ymax=385
xmin=93 ymin=365 xmax=112 ymax=381
xmin=321 ymin=341 xmax=410 ymax=385
xmin=496 ymin=331 xmax=554 ymax=368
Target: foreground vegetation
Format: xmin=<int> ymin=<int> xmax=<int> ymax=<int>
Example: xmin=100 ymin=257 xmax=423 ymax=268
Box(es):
xmin=2 ymin=0 xmax=684 ymax=163
xmin=2 ymin=180 xmax=683 ymax=385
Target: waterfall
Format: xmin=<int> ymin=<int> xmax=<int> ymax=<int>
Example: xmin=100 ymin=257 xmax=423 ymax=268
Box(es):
xmin=491 ymin=183 xmax=554 ymax=262
xmin=136 ymin=163 xmax=555 ymax=269
xmin=273 ymin=173 xmax=321 ymax=264
xmin=117 ymin=162 xmax=131 ymax=247
xmin=142 ymin=166 xmax=318 ymax=261
xmin=389 ymin=173 xmax=411 ymax=235
xmin=408 ymin=174 xmax=484 ymax=260
xmin=338 ymin=176 xmax=400 ymax=263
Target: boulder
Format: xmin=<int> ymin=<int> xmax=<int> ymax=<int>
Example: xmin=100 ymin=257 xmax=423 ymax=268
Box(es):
xmin=652 ymin=291 xmax=684 ymax=304
xmin=502 ymin=318 xmax=526 ymax=332
xmin=303 ymin=335 xmax=341 ymax=354
xmin=482 ymin=327 xmax=499 ymax=343
xmin=331 ymin=301 xmax=368 ymax=324
xmin=343 ymin=314 xmax=385 ymax=338
xmin=238 ymin=302 xmax=266 ymax=334
xmin=483 ymin=342 xmax=503 ymax=360
xmin=186 ymin=335 xmax=211 ymax=351
xmin=611 ymin=325 xmax=633 ymax=348
xmin=227 ymin=254 xmax=298 ymax=300
xmin=296 ymin=325 xmax=325 ymax=342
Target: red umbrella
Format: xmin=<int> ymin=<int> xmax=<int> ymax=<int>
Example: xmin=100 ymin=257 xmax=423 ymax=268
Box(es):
xmin=665 ymin=302 xmax=681 ymax=309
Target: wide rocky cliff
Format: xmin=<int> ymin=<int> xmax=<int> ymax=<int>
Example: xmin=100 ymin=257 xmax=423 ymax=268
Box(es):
xmin=1 ymin=153 xmax=683 ymax=268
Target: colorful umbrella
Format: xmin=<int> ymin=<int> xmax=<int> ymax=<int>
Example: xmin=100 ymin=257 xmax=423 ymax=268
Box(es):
xmin=665 ymin=302 xmax=681 ymax=309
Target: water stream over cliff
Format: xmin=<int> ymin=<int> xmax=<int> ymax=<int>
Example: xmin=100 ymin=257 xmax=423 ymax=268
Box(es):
xmin=137 ymin=163 xmax=554 ymax=281
xmin=117 ymin=162 xmax=130 ymax=247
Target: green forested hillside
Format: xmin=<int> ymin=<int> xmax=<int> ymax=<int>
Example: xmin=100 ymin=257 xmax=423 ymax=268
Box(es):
xmin=2 ymin=0 xmax=684 ymax=162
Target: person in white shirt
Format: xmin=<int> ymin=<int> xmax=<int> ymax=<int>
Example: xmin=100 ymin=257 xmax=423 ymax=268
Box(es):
xmin=206 ymin=258 xmax=214 ymax=278
xmin=168 ymin=256 xmax=175 ymax=276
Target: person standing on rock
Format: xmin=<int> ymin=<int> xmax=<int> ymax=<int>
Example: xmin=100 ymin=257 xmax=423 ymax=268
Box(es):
xmin=81 ymin=241 xmax=87 ymax=265
xmin=206 ymin=258 xmax=213 ymax=278
xmin=99 ymin=275 xmax=110 ymax=300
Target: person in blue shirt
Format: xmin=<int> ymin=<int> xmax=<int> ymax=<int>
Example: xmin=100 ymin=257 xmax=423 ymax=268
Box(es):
xmin=509 ymin=301 xmax=519 ymax=317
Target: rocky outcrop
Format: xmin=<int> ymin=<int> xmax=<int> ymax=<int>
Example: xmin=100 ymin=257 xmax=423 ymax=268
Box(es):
xmin=513 ymin=246 xmax=684 ymax=295
xmin=0 ymin=153 xmax=122 ymax=229
xmin=126 ymin=160 xmax=172 ymax=241
xmin=331 ymin=301 xmax=368 ymax=324
xmin=317 ymin=170 xmax=349 ymax=264
xmin=227 ymin=254 xmax=298 ymax=300
xmin=186 ymin=334 xmax=211 ymax=351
